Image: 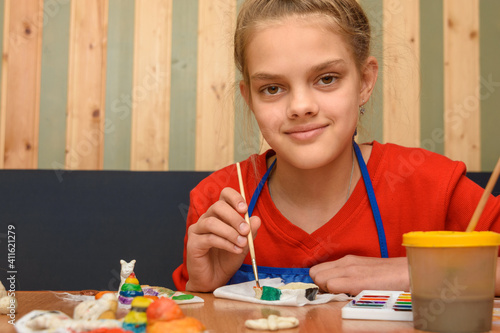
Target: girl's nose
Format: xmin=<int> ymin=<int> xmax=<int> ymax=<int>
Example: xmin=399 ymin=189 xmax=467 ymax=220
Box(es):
xmin=286 ymin=87 xmax=319 ymax=119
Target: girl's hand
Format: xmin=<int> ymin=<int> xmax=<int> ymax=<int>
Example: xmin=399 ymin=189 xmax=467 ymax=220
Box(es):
xmin=309 ymin=255 xmax=409 ymax=296
xmin=185 ymin=187 xmax=261 ymax=292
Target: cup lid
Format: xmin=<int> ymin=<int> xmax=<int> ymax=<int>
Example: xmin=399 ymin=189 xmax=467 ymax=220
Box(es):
xmin=402 ymin=231 xmax=500 ymax=247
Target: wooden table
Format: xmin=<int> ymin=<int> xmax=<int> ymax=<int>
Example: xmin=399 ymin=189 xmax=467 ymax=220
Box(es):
xmin=2 ymin=291 xmax=500 ymax=333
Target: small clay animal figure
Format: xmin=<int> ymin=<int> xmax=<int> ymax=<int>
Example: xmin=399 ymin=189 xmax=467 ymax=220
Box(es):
xmin=0 ymin=280 xmax=16 ymax=315
xmin=119 ymin=260 xmax=136 ymax=292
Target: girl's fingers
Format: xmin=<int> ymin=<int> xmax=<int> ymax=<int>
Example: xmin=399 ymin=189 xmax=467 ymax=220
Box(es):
xmin=218 ymin=188 xmax=262 ymax=237
xmin=204 ymin=200 xmax=247 ymax=230
xmin=219 ymin=187 xmax=249 ymax=215
xmin=248 ymin=215 xmax=261 ymax=236
xmin=189 ymin=212 xmax=261 ymax=256
xmin=198 ymin=187 xmax=253 ymax=237
xmin=190 ymin=215 xmax=246 ymax=249
xmin=309 ymin=256 xmax=410 ymax=295
xmin=188 ymin=187 xmax=261 ymax=258
xmin=188 ymin=226 xmax=246 ymax=255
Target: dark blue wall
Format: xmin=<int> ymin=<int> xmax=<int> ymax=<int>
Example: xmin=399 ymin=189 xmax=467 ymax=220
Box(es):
xmin=0 ymin=170 xmax=497 ymax=291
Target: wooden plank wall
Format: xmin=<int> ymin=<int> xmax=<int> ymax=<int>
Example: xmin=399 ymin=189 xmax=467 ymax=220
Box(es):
xmin=66 ymin=0 xmax=108 ymax=170
xmin=0 ymin=0 xmax=498 ymax=172
xmin=131 ymin=0 xmax=172 ymax=171
xmin=0 ymin=0 xmax=43 ymax=168
xmin=444 ymin=0 xmax=481 ymax=171
xmin=382 ymin=0 xmax=420 ymax=148
xmin=195 ymin=0 xmax=235 ymax=171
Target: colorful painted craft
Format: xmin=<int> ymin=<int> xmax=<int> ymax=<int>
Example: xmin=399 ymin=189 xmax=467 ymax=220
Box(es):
xmin=122 ymin=296 xmax=153 ymax=333
xmin=15 ymin=259 xmax=205 ymax=333
xmin=141 ymin=285 xmax=196 ymax=303
xmin=253 ymin=282 xmax=319 ymax=301
xmin=118 ymin=273 xmax=144 ymax=305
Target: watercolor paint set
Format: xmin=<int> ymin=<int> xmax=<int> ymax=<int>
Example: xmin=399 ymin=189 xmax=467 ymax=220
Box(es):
xmin=341 ymin=290 xmax=413 ymax=321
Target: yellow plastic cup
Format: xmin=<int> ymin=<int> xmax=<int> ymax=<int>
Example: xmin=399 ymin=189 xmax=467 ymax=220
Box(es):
xmin=403 ymin=231 xmax=500 ymax=333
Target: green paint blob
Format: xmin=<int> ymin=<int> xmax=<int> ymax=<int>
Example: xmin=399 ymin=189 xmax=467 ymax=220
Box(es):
xmin=172 ymin=294 xmax=195 ymax=301
xmin=261 ymin=286 xmax=281 ymax=301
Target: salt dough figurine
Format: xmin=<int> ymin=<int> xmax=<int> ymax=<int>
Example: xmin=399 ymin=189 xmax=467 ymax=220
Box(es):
xmin=119 ymin=259 xmax=136 ymax=292
xmin=17 ymin=310 xmax=122 ymax=331
xmin=0 ymin=295 xmax=17 ymax=315
xmin=245 ymin=315 xmax=299 ymax=331
xmin=74 ymin=293 xmax=118 ymax=320
xmin=0 ymin=280 xmax=16 ymax=315
xmin=0 ymin=281 xmax=6 ymax=298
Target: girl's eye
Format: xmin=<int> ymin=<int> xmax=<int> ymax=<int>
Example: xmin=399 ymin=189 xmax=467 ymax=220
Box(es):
xmin=318 ymin=75 xmax=336 ymax=85
xmin=263 ymin=86 xmax=282 ymax=95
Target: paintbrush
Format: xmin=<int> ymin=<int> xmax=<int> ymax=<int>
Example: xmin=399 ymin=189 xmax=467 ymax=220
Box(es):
xmin=466 ymin=157 xmax=500 ymax=232
xmin=236 ymin=162 xmax=261 ymax=288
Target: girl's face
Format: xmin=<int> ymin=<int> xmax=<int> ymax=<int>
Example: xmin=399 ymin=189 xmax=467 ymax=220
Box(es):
xmin=240 ymin=16 xmax=377 ymax=170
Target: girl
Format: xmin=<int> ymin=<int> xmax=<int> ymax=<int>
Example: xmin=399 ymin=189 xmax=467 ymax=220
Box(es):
xmin=172 ymin=0 xmax=500 ymax=295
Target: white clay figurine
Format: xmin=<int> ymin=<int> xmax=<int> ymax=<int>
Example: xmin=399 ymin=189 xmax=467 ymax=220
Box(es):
xmin=118 ymin=259 xmax=136 ymax=292
xmin=0 ymin=280 xmax=17 ymax=315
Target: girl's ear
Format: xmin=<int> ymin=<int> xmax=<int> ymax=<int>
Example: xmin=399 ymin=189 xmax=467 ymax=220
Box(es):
xmin=239 ymin=80 xmax=252 ymax=109
xmin=359 ymin=56 xmax=379 ymax=104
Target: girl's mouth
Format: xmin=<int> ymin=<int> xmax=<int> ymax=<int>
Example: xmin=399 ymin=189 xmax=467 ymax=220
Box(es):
xmin=286 ymin=124 xmax=328 ymax=141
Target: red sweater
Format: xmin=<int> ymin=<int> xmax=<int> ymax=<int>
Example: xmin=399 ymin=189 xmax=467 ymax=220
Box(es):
xmin=172 ymin=141 xmax=500 ymax=290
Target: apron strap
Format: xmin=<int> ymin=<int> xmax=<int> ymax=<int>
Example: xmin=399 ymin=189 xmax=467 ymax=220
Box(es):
xmin=248 ymin=158 xmax=276 ymax=217
xmin=246 ymin=144 xmax=388 ymax=258
xmin=353 ymin=142 xmax=388 ymax=258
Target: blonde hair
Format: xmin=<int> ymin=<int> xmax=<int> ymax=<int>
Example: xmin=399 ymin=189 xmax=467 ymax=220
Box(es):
xmin=234 ymin=0 xmax=372 ymax=84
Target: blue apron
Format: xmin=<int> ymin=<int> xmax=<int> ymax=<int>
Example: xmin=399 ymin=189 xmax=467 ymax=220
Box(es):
xmin=228 ymin=141 xmax=388 ymax=285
